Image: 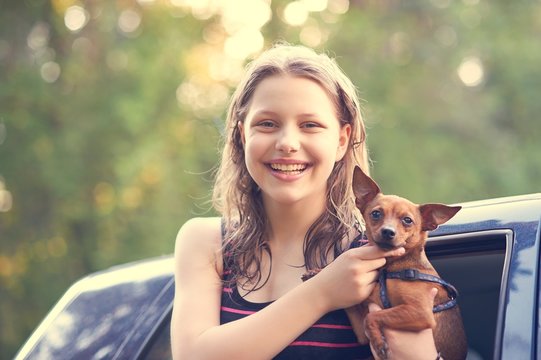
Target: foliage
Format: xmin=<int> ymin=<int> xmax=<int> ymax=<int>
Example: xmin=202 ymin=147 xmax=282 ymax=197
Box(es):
xmin=1 ymin=0 xmax=540 ymax=357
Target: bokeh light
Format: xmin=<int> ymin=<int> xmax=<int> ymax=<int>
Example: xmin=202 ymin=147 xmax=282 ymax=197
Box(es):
xmin=40 ymin=61 xmax=61 ymax=83
xmin=64 ymin=5 xmax=89 ymax=33
xmin=327 ymin=0 xmax=349 ymax=14
xmin=283 ymin=1 xmax=309 ymax=26
xmin=300 ymin=23 xmax=325 ymax=47
xmin=118 ymin=9 xmax=142 ymax=34
xmin=27 ymin=22 xmax=50 ymax=51
xmin=0 ymin=178 xmax=13 ymax=212
xmin=220 ymin=0 xmax=271 ymax=34
xmin=224 ymin=29 xmax=265 ymax=60
xmin=457 ymin=57 xmax=485 ymax=87
xmin=434 ymin=25 xmax=458 ymax=48
xmin=93 ymin=182 xmax=116 ymax=214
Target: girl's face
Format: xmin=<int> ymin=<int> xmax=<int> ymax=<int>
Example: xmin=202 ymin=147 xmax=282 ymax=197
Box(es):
xmin=240 ymin=75 xmax=351 ymax=209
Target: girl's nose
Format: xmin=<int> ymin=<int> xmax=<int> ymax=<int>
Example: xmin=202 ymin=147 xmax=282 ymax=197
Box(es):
xmin=275 ymin=126 xmax=300 ymax=154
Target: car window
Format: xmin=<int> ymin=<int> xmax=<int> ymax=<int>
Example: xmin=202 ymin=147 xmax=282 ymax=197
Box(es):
xmin=427 ymin=230 xmax=509 ymax=360
xmin=141 ymin=316 xmax=173 ymax=360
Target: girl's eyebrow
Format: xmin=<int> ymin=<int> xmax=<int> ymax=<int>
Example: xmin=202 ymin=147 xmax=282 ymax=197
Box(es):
xmin=298 ymin=112 xmax=319 ymax=119
xmin=251 ymin=110 xmax=279 ymax=117
xmin=253 ymin=110 xmax=320 ymax=117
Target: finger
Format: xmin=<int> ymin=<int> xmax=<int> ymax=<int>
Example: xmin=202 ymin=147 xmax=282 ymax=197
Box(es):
xmin=350 ymin=245 xmax=405 ymax=260
xmin=357 ymin=258 xmax=387 ymax=272
xmin=368 ymin=302 xmax=382 ymax=313
xmin=364 ymin=269 xmax=380 ymax=284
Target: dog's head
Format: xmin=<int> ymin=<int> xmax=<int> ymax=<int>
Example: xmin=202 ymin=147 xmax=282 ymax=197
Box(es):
xmin=352 ymin=166 xmax=461 ymax=251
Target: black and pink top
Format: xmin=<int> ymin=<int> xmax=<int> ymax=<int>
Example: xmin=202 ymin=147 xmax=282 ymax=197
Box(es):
xmin=219 ymin=232 xmax=371 ymax=360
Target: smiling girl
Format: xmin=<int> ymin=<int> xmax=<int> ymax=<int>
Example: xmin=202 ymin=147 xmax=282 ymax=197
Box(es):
xmin=170 ymin=44 xmax=439 ymax=360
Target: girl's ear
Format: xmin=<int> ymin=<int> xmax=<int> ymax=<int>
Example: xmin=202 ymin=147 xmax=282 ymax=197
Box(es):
xmin=237 ymin=121 xmax=246 ymax=145
xmin=335 ymin=123 xmax=351 ymax=161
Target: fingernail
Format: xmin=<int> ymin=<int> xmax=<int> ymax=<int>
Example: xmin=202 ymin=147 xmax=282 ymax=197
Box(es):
xmin=397 ymin=247 xmax=405 ymax=255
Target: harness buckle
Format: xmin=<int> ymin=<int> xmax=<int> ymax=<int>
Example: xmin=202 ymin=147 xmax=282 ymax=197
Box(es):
xmin=401 ymin=269 xmax=419 ymax=280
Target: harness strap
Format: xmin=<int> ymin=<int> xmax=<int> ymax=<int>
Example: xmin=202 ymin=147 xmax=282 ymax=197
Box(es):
xmin=379 ymin=269 xmax=458 ymax=313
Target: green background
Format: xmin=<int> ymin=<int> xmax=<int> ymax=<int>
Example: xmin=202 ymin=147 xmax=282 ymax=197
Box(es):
xmin=1 ymin=0 xmax=540 ymax=358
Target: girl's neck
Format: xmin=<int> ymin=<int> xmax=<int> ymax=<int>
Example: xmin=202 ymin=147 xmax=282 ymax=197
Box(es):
xmin=263 ymin=196 xmax=326 ymax=246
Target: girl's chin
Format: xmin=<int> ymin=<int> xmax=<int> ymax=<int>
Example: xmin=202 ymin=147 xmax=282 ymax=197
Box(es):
xmin=261 ymin=190 xmax=302 ymax=204
xmin=261 ymin=189 xmax=325 ymax=208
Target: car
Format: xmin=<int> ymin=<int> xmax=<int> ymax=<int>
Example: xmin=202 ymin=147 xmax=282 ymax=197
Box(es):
xmin=15 ymin=193 xmax=541 ymax=360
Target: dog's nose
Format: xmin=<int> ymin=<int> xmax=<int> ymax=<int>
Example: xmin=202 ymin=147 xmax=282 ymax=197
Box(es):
xmin=381 ymin=227 xmax=396 ymax=240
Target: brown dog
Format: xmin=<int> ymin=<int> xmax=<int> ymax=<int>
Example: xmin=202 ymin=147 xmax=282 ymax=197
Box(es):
xmin=345 ymin=166 xmax=468 ymax=360
xmin=302 ymin=167 xmax=468 ymax=359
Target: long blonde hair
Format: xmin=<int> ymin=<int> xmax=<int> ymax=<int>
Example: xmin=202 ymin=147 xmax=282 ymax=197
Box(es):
xmin=213 ymin=44 xmax=369 ymax=288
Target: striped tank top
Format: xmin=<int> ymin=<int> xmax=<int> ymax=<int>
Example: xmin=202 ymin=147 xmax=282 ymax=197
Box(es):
xmin=219 ymin=231 xmax=371 ymax=359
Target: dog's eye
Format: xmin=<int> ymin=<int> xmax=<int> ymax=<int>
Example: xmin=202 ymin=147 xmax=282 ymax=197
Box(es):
xmin=371 ymin=210 xmax=382 ymax=220
xmin=402 ymin=217 xmax=414 ymax=226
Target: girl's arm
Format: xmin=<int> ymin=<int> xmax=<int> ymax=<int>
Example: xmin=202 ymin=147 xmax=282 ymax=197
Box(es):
xmin=170 ymin=217 xmax=403 ymax=360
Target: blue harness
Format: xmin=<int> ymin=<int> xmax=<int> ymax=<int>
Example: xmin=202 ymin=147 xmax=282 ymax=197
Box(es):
xmin=379 ymin=268 xmax=459 ymax=313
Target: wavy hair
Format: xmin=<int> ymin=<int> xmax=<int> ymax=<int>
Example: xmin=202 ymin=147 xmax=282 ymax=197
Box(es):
xmin=212 ymin=44 xmax=369 ymax=290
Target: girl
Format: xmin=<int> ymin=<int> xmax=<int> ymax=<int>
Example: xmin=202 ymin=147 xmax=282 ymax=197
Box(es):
xmin=171 ymin=44 xmax=439 ymax=359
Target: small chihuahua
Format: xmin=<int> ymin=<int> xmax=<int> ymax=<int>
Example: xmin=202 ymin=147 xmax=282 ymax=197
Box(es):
xmin=304 ymin=167 xmax=467 ymax=360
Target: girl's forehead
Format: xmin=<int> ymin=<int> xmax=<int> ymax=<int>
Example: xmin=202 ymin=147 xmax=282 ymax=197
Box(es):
xmin=248 ymin=75 xmax=336 ymax=112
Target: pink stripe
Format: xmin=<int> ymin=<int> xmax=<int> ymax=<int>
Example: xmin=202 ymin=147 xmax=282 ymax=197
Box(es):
xmin=290 ymin=340 xmax=360 ymax=348
xmin=220 ymin=306 xmax=256 ymax=315
xmin=312 ymin=324 xmax=352 ymax=330
xmin=222 ymin=287 xmax=233 ymax=293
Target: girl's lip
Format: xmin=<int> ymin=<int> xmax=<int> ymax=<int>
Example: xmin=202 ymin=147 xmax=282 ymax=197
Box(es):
xmin=266 ymin=158 xmax=310 ymax=165
xmin=266 ymin=163 xmax=311 ymax=182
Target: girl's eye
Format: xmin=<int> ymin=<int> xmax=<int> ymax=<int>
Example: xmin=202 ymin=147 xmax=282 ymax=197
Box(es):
xmin=402 ymin=217 xmax=414 ymax=226
xmin=302 ymin=122 xmax=323 ymax=129
xmin=370 ymin=210 xmax=382 ymax=220
xmin=257 ymin=120 xmax=276 ymax=128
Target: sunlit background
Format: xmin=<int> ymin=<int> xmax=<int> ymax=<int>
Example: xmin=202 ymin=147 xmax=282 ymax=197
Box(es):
xmin=1 ymin=0 xmax=540 ymax=357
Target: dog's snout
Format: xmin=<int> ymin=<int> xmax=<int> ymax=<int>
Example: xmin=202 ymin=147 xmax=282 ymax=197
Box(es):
xmin=381 ymin=227 xmax=396 ymax=240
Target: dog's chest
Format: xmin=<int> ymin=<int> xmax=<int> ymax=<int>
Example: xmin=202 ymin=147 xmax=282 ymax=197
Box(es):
xmin=369 ymin=269 xmax=441 ymax=309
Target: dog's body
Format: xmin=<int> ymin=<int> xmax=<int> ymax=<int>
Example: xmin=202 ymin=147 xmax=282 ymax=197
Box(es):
xmin=304 ymin=167 xmax=467 ymax=360
xmin=347 ymin=167 xmax=467 ymax=360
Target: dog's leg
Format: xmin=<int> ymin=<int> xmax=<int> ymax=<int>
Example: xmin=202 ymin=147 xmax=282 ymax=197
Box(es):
xmin=345 ymin=304 xmax=369 ymax=344
xmin=364 ymin=304 xmax=436 ymax=360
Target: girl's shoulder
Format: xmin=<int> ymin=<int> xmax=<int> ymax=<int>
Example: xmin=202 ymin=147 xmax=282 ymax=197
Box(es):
xmin=177 ymin=216 xmax=222 ymax=237
xmin=174 ymin=217 xmax=223 ymax=273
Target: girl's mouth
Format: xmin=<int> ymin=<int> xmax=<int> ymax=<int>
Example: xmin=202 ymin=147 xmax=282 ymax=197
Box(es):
xmin=268 ymin=163 xmax=308 ymax=175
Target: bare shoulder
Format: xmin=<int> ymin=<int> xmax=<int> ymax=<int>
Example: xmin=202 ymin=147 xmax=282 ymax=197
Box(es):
xmin=174 ymin=217 xmax=223 ymax=274
xmin=176 ymin=217 xmax=222 ymax=245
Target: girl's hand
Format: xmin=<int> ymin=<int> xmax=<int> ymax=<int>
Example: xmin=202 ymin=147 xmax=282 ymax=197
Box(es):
xmin=309 ymin=245 xmax=405 ymax=311
xmin=367 ymin=288 xmax=440 ymax=360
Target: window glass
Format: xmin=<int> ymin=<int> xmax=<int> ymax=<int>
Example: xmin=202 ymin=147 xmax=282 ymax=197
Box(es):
xmin=142 ymin=317 xmax=172 ymax=360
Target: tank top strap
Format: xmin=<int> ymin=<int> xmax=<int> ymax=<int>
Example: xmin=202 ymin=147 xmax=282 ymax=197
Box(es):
xmin=220 ymin=218 xmax=234 ymax=281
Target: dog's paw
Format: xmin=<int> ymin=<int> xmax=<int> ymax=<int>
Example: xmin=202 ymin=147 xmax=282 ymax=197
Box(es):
xmin=378 ymin=344 xmax=389 ymax=360
xmin=370 ymin=337 xmax=389 ymax=360
xmin=301 ymin=268 xmax=321 ymax=281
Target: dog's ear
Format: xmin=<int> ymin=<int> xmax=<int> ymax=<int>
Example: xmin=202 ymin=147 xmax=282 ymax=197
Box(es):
xmin=352 ymin=166 xmax=381 ymax=213
xmin=419 ymin=204 xmax=462 ymax=231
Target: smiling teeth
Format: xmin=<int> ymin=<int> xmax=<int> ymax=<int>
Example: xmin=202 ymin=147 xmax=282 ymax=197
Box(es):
xmin=270 ymin=163 xmax=307 ymax=172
